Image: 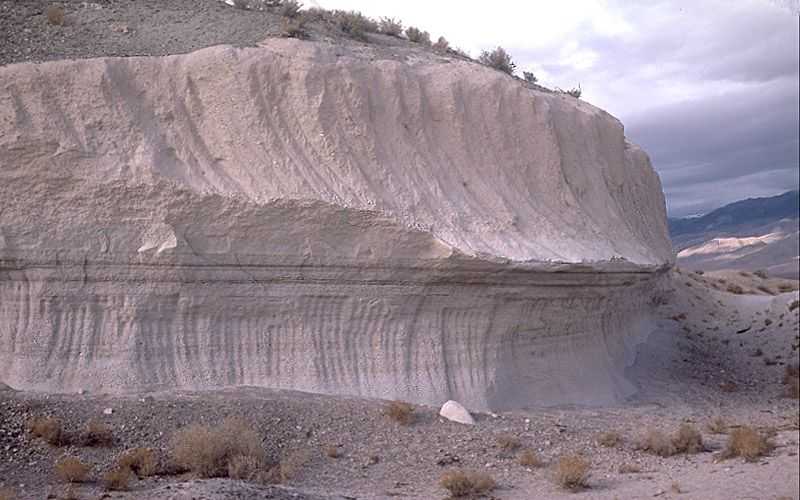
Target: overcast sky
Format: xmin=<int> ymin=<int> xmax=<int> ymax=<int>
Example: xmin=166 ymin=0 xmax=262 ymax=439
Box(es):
xmin=314 ymin=0 xmax=799 ymax=216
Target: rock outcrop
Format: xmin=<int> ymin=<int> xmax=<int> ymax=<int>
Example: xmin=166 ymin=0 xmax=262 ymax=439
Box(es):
xmin=0 ymin=39 xmax=673 ymax=410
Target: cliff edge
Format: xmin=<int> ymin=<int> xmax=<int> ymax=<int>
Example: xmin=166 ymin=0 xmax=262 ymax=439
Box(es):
xmin=0 ymin=39 xmax=673 ymax=410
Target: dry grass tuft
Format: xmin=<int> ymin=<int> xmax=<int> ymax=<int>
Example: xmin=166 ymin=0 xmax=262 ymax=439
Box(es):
xmin=639 ymin=425 xmax=704 ymax=456
xmin=754 ymin=269 xmax=769 ymax=279
xmin=55 ymin=456 xmax=91 ymax=483
xmin=385 ymin=401 xmax=415 ymax=425
xmin=103 ymin=466 xmax=131 ymax=491
xmin=673 ymin=424 xmax=704 ymax=454
xmin=28 ymin=416 xmax=68 ymax=446
xmin=80 ymin=420 xmax=113 ymax=447
xmin=274 ymin=449 xmax=310 ymax=483
xmin=518 ymin=449 xmax=544 ymax=468
xmin=170 ymin=417 xmax=266 ymax=478
xmin=638 ymin=429 xmax=676 ymax=457
xmin=553 ymin=455 xmax=590 ymax=491
xmin=783 ymin=364 xmax=799 ymax=399
xmin=118 ymin=447 xmax=157 ymax=477
xmin=496 ymin=433 xmax=521 ymax=452
xmin=0 ymin=489 xmax=14 ymax=500
xmin=440 ymin=469 xmax=496 ymax=498
xmin=46 ymin=4 xmax=65 ymax=26
xmin=597 ymin=431 xmax=622 ymax=447
xmin=721 ymin=426 xmax=773 ymax=462
xmin=228 ymin=454 xmax=267 ymax=481
xmin=324 ymin=445 xmax=341 ymax=458
xmin=617 ymin=463 xmax=641 ymax=474
xmin=707 ymin=416 xmax=728 ymax=434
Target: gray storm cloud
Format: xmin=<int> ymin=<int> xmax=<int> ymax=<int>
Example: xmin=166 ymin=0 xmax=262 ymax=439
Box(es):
xmin=511 ymin=0 xmax=799 ymax=216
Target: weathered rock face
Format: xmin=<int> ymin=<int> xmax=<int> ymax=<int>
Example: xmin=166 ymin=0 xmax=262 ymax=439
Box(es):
xmin=0 ymin=39 xmax=673 ymax=410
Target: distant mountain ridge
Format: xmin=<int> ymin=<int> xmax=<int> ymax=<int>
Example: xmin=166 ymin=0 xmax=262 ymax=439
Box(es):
xmin=669 ymin=190 xmax=799 ymax=279
xmin=669 ymin=190 xmax=799 ymax=242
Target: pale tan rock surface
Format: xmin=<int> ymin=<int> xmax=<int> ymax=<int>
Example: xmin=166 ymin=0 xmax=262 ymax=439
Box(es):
xmin=439 ymin=400 xmax=475 ymax=425
xmin=0 ymin=39 xmax=672 ymax=410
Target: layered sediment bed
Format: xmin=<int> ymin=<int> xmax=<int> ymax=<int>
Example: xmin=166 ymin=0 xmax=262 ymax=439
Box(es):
xmin=0 ymin=39 xmax=672 ymax=410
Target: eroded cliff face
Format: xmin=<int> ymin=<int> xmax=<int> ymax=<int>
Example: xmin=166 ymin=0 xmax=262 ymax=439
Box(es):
xmin=0 ymin=39 xmax=673 ymax=409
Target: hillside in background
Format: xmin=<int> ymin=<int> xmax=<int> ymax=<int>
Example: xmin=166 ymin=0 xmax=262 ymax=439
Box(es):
xmin=670 ymin=190 xmax=799 ymax=278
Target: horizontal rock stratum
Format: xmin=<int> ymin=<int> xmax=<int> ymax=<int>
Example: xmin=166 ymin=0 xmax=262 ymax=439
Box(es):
xmin=0 ymin=39 xmax=673 ymax=410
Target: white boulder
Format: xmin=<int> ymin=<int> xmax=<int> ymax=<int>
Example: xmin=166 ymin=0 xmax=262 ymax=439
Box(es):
xmin=439 ymin=400 xmax=475 ymax=425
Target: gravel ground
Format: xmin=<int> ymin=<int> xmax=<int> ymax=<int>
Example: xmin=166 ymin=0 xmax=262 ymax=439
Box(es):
xmin=0 ymin=0 xmax=454 ymax=68
xmin=0 ymin=0 xmax=285 ymax=66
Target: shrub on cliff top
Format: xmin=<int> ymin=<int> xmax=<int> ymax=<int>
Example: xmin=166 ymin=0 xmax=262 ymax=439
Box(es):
xmin=405 ymin=26 xmax=431 ymax=46
xmin=433 ymin=36 xmax=450 ymax=53
xmin=334 ymin=10 xmax=378 ymax=41
xmin=478 ymin=46 xmax=516 ymax=75
xmin=379 ymin=17 xmax=403 ymax=37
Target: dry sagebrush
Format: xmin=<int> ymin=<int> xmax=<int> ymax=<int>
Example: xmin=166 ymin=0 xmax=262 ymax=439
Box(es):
xmin=28 ymin=416 xmax=68 ymax=446
xmin=385 ymin=401 xmax=415 ymax=425
xmin=553 ymin=455 xmax=590 ymax=491
xmin=46 ymin=4 xmax=65 ymax=25
xmin=518 ymin=449 xmax=544 ymax=468
xmin=638 ymin=424 xmax=704 ymax=457
xmin=80 ymin=420 xmax=114 ymax=447
xmin=118 ymin=447 xmax=158 ymax=477
xmin=440 ymin=469 xmax=496 ymax=498
xmin=54 ymin=457 xmax=90 ymax=483
xmin=496 ymin=433 xmax=521 ymax=452
xmin=721 ymin=426 xmax=773 ymax=462
xmin=103 ymin=466 xmax=132 ymax=491
xmin=170 ymin=417 xmax=266 ymax=478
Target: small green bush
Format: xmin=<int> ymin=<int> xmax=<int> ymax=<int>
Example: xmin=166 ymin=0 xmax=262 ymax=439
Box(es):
xmin=432 ymin=36 xmax=450 ymax=53
xmin=523 ymin=71 xmax=538 ymax=83
xmin=378 ymin=17 xmax=403 ymax=37
xmin=478 ymin=46 xmax=516 ymax=75
xmin=405 ymin=26 xmax=431 ymax=46
xmin=274 ymin=0 xmax=301 ymax=17
xmin=334 ymin=10 xmax=378 ymax=41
